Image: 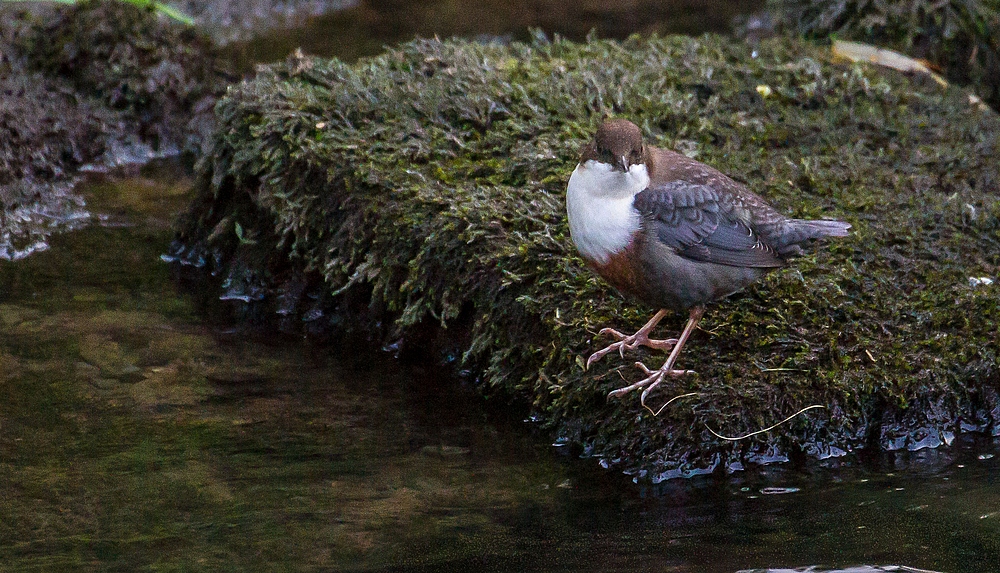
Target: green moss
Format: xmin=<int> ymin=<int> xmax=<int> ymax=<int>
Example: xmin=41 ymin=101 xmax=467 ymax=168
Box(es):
xmin=176 ymin=34 xmax=1000 ymax=475
xmin=766 ymin=0 xmax=1000 ymax=109
xmin=15 ymin=0 xmax=226 ymax=153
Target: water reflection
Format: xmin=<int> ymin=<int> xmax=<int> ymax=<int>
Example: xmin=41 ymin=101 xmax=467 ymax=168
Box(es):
xmin=1 ymin=162 xmax=999 ymax=571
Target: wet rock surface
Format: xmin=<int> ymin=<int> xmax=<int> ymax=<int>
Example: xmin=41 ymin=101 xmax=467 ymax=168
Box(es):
xmin=170 ymin=0 xmax=358 ymax=44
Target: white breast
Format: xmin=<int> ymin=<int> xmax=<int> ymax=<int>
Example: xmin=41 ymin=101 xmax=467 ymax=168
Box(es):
xmin=565 ymin=160 xmax=649 ymax=264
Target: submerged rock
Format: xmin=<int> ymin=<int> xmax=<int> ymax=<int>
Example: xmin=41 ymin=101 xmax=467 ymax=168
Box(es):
xmin=173 ymin=34 xmax=999 ymax=475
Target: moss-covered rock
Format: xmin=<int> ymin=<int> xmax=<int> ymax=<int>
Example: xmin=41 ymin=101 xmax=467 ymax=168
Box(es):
xmin=766 ymin=0 xmax=1000 ymax=110
xmin=14 ymin=0 xmax=226 ymax=154
xmin=0 ymin=73 xmax=117 ymax=185
xmin=0 ymin=0 xmax=227 ymax=184
xmin=174 ymin=33 xmax=1000 ymax=477
xmin=1 ymin=0 xmax=227 ymax=259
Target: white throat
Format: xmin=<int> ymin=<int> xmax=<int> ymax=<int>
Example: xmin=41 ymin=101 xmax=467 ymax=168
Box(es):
xmin=565 ymin=160 xmax=649 ymax=264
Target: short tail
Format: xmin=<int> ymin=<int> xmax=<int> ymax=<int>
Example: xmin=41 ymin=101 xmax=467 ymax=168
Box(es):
xmin=774 ymin=219 xmax=851 ymax=256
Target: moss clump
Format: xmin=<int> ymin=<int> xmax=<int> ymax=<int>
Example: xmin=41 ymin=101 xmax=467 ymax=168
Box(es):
xmin=0 ymin=0 xmax=226 ymax=180
xmin=0 ymin=73 xmax=115 ymax=185
xmin=11 ymin=0 xmax=226 ymax=155
xmin=0 ymin=11 xmax=111 ymax=185
xmin=766 ymin=0 xmax=1000 ymax=110
xmin=1 ymin=0 xmax=227 ymax=258
xmin=175 ymin=34 xmax=1000 ymax=476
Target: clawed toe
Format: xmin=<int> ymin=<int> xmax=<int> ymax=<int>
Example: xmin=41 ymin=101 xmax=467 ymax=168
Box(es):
xmin=597 ymin=327 xmax=628 ymax=340
xmin=585 ymin=343 xmax=620 ymax=370
xmin=606 ymin=361 xmax=694 ymax=399
xmin=585 ymin=310 xmax=677 ymax=369
xmin=633 ymin=361 xmax=694 ymax=378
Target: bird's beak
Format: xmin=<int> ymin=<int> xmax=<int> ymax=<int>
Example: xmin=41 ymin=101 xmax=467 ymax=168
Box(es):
xmin=618 ymin=155 xmax=629 ymax=172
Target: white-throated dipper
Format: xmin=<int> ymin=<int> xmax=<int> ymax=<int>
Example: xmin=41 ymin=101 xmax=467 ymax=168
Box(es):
xmin=566 ymin=119 xmax=850 ymax=409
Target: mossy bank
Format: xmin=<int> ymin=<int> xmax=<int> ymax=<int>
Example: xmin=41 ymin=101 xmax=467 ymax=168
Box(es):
xmin=174 ymin=33 xmax=1000 ymax=477
xmin=766 ymin=0 xmax=1000 ymax=110
xmin=1 ymin=0 xmax=226 ymax=258
xmin=0 ymin=0 xmax=226 ymax=181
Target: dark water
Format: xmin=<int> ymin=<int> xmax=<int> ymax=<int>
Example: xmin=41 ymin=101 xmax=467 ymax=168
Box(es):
xmin=221 ymin=0 xmax=764 ymax=69
xmin=2 ymin=162 xmax=999 ymax=572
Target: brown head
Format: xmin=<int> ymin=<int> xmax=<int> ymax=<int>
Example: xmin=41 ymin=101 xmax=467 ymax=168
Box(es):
xmin=580 ymin=119 xmax=647 ymax=172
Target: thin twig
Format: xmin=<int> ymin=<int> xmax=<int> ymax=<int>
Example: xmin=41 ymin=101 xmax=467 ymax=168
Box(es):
xmin=645 ymin=391 xmax=700 ymax=416
xmin=705 ymin=405 xmax=826 ymax=441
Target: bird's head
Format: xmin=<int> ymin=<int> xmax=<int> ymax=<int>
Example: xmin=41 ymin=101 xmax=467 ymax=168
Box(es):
xmin=581 ymin=119 xmax=647 ymax=173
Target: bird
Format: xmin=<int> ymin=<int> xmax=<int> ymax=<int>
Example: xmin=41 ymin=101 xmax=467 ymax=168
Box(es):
xmin=565 ymin=119 xmax=850 ymax=412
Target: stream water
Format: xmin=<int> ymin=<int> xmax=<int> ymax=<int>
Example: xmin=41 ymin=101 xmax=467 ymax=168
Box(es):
xmin=1 ymin=150 xmax=999 ymax=573
xmin=3 ymin=1 xmax=1000 ymax=570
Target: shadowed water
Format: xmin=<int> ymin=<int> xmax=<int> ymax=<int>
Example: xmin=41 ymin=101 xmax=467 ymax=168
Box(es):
xmin=220 ymin=0 xmax=765 ymax=69
xmin=1 ymin=160 xmax=999 ymax=571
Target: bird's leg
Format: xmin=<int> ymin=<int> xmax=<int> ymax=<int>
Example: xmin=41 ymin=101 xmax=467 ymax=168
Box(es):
xmin=586 ymin=309 xmax=677 ymax=369
xmin=607 ymin=307 xmax=706 ymax=413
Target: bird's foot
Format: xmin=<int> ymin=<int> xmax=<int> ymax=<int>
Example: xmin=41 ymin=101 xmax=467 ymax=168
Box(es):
xmin=603 ymin=307 xmax=704 ymax=415
xmin=607 ymin=361 xmax=695 ymax=416
xmin=607 ymin=361 xmax=694 ymax=399
xmin=585 ymin=329 xmax=678 ymax=370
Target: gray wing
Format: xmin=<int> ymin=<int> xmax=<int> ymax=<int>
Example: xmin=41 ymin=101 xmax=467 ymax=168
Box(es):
xmin=633 ymin=180 xmax=785 ymax=268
